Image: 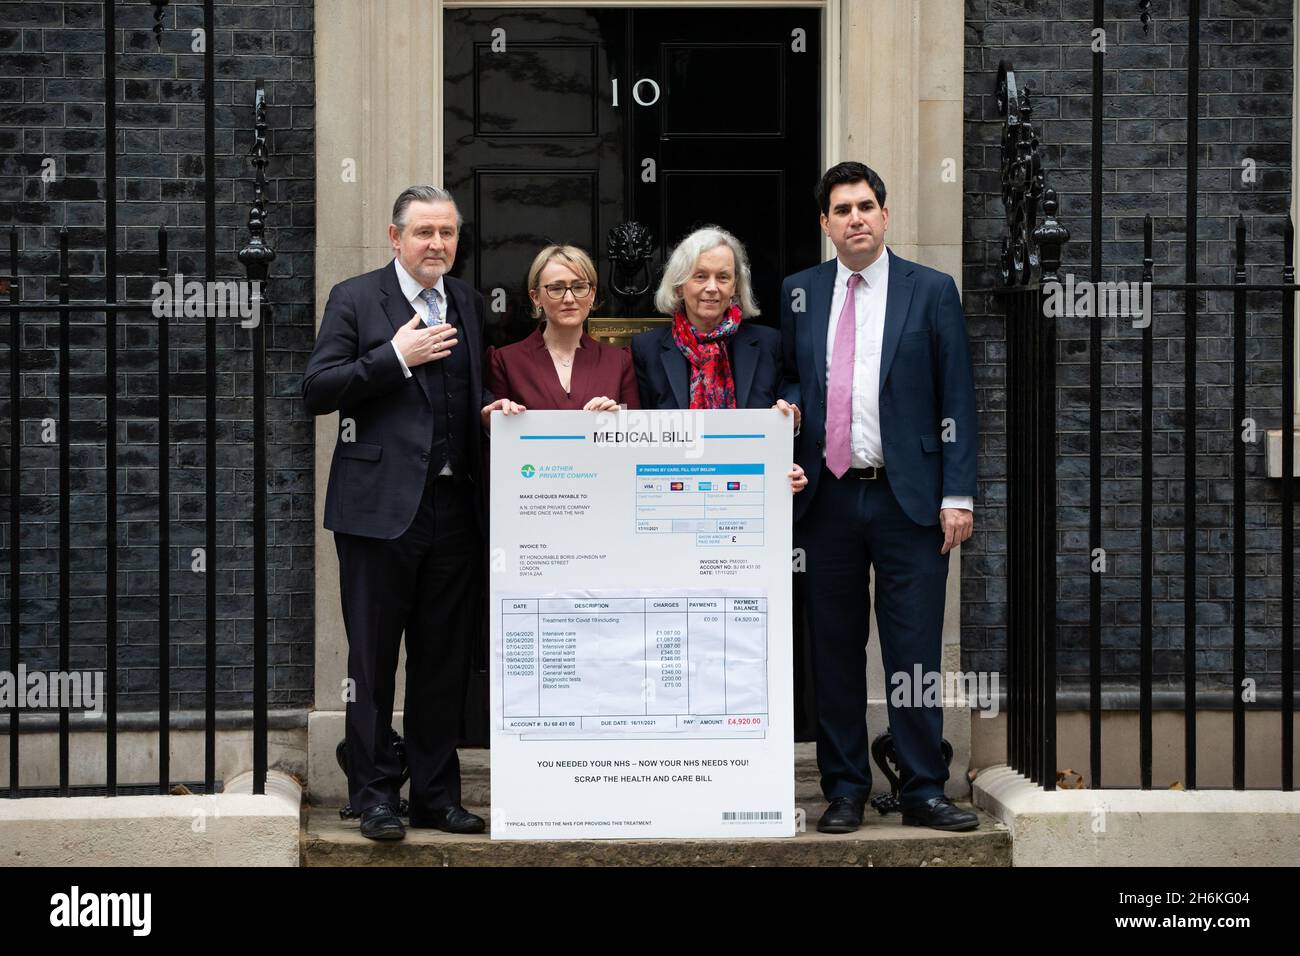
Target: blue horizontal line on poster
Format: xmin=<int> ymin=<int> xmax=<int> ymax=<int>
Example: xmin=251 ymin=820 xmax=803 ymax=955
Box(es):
xmin=636 ymin=464 xmax=765 ymax=475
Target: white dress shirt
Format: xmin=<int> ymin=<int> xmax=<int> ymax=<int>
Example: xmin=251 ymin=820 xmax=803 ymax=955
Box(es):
xmin=824 ymin=247 xmax=973 ymax=513
xmin=391 ymin=259 xmax=453 ymax=475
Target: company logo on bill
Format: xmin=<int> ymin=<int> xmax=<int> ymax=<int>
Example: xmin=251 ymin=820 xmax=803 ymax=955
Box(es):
xmin=520 ymin=464 xmax=536 ymax=478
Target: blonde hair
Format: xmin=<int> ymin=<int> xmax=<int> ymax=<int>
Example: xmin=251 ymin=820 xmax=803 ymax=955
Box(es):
xmin=654 ymin=226 xmax=760 ymax=318
xmin=527 ymin=245 xmax=599 ymax=319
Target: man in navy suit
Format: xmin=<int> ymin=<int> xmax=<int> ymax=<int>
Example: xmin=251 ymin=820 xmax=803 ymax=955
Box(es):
xmin=780 ymin=162 xmax=979 ymax=832
xmin=303 ymin=185 xmax=520 ymax=841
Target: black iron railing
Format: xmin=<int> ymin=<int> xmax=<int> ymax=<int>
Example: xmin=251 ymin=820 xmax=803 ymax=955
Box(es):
xmin=995 ymin=24 xmax=1296 ymax=793
xmin=1 ymin=1 xmax=272 ymax=798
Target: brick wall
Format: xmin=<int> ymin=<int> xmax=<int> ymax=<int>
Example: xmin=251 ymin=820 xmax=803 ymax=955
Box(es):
xmin=962 ymin=0 xmax=1295 ymax=694
xmin=0 ymin=1 xmax=316 ymax=712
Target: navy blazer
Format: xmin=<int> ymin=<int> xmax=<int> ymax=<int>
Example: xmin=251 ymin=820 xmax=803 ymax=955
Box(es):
xmin=302 ymin=260 xmax=494 ymax=539
xmin=780 ymin=249 xmax=977 ymax=527
xmin=631 ymin=321 xmax=783 ymax=410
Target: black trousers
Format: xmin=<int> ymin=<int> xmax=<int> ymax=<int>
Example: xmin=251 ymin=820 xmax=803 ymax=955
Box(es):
xmin=334 ymin=474 xmax=479 ymax=816
xmin=796 ymin=471 xmax=951 ymax=809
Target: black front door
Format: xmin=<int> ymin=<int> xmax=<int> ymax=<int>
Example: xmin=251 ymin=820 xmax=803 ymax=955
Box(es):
xmin=445 ymin=7 xmax=823 ymax=745
xmin=444 ymin=6 xmax=822 ymax=342
xmin=629 ymin=12 xmax=822 ymax=324
xmin=444 ymin=8 xmax=629 ymax=346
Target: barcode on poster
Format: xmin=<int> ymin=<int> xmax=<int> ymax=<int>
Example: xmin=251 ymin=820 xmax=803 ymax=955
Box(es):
xmin=721 ymin=810 xmax=782 ymax=821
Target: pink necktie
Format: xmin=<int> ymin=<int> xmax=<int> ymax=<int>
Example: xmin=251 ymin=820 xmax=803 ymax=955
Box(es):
xmin=825 ymin=272 xmax=862 ymax=478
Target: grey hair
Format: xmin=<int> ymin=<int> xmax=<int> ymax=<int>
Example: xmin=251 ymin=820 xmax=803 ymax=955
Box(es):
xmin=654 ymin=226 xmax=760 ymax=318
xmin=392 ymin=185 xmax=463 ymax=231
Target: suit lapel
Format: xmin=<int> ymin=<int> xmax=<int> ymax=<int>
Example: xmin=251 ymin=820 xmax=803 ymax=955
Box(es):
xmin=877 ymin=249 xmax=915 ymax=393
xmin=533 ymin=328 xmax=572 ymax=409
xmin=380 ymin=260 xmax=431 ymax=407
xmin=567 ymin=333 xmax=598 ymax=409
xmin=809 ymin=260 xmax=837 ymax=401
xmin=732 ymin=325 xmax=759 ymax=407
xmin=446 ymin=276 xmax=483 ymax=410
xmin=660 ymin=331 xmax=690 ymax=408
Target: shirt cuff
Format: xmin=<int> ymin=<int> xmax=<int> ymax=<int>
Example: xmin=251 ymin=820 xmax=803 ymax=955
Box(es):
xmin=941 ymin=496 xmax=973 ymax=513
xmin=392 ymin=341 xmax=412 ymax=379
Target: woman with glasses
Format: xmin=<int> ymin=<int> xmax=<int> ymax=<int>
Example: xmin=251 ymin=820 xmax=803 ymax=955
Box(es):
xmin=486 ymin=244 xmax=641 ymax=411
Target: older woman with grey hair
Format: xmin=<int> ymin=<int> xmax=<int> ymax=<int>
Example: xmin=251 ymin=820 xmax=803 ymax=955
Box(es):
xmin=632 ymin=225 xmax=806 ymax=492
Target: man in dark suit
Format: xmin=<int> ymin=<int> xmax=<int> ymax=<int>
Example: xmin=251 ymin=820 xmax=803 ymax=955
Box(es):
xmin=781 ymin=162 xmax=979 ymax=833
xmin=303 ymin=185 xmax=520 ymax=841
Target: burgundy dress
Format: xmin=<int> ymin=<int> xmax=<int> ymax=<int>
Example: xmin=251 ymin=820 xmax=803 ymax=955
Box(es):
xmin=485 ymin=327 xmax=641 ymax=410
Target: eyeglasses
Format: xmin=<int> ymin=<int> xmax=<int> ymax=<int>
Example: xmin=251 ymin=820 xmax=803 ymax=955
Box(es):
xmin=539 ymin=280 xmax=593 ymax=299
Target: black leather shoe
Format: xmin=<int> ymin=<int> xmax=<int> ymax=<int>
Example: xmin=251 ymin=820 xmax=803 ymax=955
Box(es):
xmin=901 ymin=796 xmax=979 ymax=832
xmin=816 ymin=797 xmax=865 ymax=833
xmin=359 ymin=803 xmax=406 ymax=841
xmin=409 ymin=804 xmax=486 ymax=834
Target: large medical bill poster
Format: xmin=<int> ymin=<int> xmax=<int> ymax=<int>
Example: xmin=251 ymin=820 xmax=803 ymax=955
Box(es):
xmin=489 ymin=409 xmax=794 ymax=840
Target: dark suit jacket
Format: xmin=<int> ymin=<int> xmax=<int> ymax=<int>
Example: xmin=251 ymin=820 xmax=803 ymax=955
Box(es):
xmin=631 ymin=321 xmax=783 ymax=410
xmin=302 ymin=260 xmax=494 ymax=539
xmin=485 ymin=328 xmax=641 ymax=410
xmin=780 ymin=249 xmax=977 ymax=526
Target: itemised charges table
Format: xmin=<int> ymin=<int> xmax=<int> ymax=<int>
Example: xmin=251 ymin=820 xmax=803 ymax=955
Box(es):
xmin=499 ymin=593 xmax=768 ymax=737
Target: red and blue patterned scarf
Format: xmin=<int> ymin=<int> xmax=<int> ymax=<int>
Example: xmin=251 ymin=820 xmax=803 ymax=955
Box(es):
xmin=671 ymin=304 xmax=741 ymax=409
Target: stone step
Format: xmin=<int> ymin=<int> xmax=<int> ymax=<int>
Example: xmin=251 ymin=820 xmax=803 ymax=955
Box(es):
xmin=307 ymin=743 xmax=993 ymax=864
xmin=301 ymin=805 xmax=1010 ymax=867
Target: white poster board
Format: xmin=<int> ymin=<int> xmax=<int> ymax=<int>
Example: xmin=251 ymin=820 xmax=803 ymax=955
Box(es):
xmin=489 ymin=408 xmax=794 ymax=839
